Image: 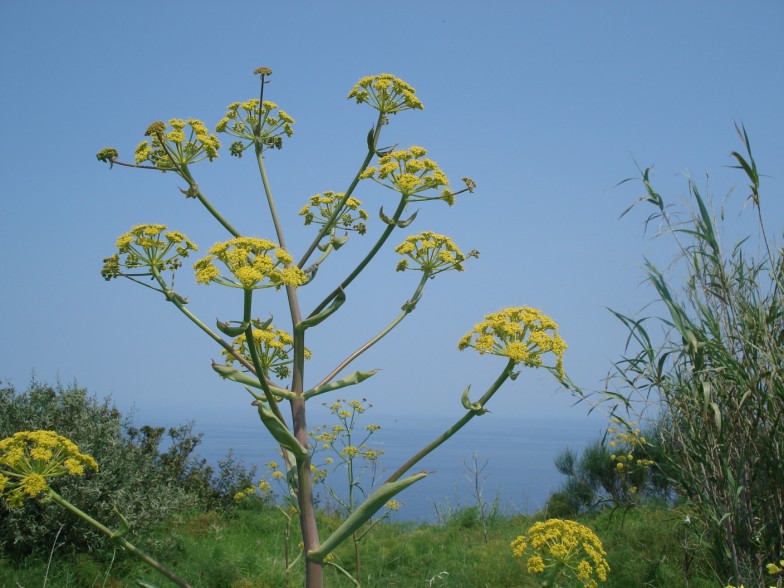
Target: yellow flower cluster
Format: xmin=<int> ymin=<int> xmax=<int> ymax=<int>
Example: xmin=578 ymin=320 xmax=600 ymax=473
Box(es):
xmin=194 ymin=237 xmax=306 ymax=289
xmin=222 ymin=323 xmax=310 ymax=379
xmin=298 ymin=192 xmax=368 ymax=235
xmin=394 ymin=232 xmax=477 ymax=275
xmin=360 ymin=146 xmax=450 ymax=199
xmin=233 ymin=478 xmax=273 ymax=503
xmin=607 ymin=419 xmax=655 ymax=494
xmin=216 ymin=99 xmax=294 ymax=156
xmin=347 ymin=73 xmax=423 ymax=114
xmin=0 ymin=431 xmax=98 ymax=508
xmin=102 ymin=224 xmax=198 ymax=281
xmin=135 ymin=119 xmax=220 ymax=168
xmin=311 ymin=399 xmax=384 ymax=475
xmin=459 ymin=307 xmax=567 ymax=378
xmin=511 ymin=519 xmax=610 ymax=588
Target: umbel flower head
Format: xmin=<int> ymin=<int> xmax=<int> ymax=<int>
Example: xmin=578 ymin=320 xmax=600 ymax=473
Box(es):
xmin=216 ymin=99 xmax=294 ymax=157
xmin=459 ymin=307 xmax=567 ymax=378
xmin=347 ymin=74 xmax=423 ymax=114
xmin=511 ymin=518 xmax=610 ymax=588
xmin=222 ymin=323 xmax=311 ymax=379
xmin=135 ymin=119 xmax=220 ymax=169
xmin=299 ymin=192 xmax=368 ymax=235
xmin=194 ymin=237 xmax=306 ymax=289
xmin=394 ymin=232 xmax=478 ymax=275
xmin=0 ymin=430 xmax=98 ymax=508
xmin=359 ymin=146 xmax=450 ymax=199
xmin=101 ymin=224 xmax=198 ymax=281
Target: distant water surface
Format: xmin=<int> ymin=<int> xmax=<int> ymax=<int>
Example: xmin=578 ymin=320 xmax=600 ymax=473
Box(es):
xmin=142 ymin=412 xmax=605 ymax=522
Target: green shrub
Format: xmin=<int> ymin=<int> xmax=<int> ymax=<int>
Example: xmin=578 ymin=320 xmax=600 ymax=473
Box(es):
xmin=0 ymin=379 xmax=255 ymax=558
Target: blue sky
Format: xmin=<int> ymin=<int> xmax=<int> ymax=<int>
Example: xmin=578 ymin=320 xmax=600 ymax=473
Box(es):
xmin=1 ymin=2 xmax=783 ymax=437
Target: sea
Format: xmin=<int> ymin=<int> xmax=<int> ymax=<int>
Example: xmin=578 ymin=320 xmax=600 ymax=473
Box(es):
xmin=152 ymin=412 xmax=607 ymax=522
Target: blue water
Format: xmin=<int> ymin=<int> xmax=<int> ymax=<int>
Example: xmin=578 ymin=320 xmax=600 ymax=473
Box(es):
xmin=152 ymin=412 xmax=606 ymax=522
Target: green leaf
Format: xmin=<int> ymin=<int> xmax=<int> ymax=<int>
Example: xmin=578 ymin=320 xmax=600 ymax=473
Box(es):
xmin=378 ymin=206 xmax=417 ymax=227
xmin=256 ymin=403 xmax=306 ymax=459
xmin=110 ymin=506 xmax=130 ymax=541
xmin=395 ymin=210 xmax=418 ymax=228
xmin=211 ymin=362 xmax=295 ymax=400
xmin=331 ymin=235 xmax=350 ymax=249
xmin=297 ymin=288 xmax=346 ymax=331
xmin=308 ymin=472 xmax=428 ymax=562
xmin=216 ymin=319 xmax=249 ymax=337
xmin=460 ymin=385 xmax=488 ymax=414
xmin=304 ymin=370 xmax=379 ymax=399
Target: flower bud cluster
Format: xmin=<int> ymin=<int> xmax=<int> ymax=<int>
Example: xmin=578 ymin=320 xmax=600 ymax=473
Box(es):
xmin=222 ymin=323 xmax=311 ymax=379
xmin=299 ymin=192 xmax=368 ymax=235
xmin=394 ymin=231 xmax=477 ymax=275
xmin=102 ymin=224 xmax=198 ymax=281
xmin=135 ymin=119 xmax=220 ymax=169
xmin=216 ymin=99 xmax=294 ymax=157
xmin=348 ymin=74 xmax=423 ymax=114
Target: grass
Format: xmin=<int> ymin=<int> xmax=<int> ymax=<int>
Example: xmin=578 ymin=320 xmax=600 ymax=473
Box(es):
xmin=1 ymin=500 xmax=719 ymax=588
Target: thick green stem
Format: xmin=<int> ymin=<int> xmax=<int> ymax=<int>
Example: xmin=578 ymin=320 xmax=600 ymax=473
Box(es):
xmin=298 ymin=111 xmax=386 ymax=268
xmin=385 ymin=361 xmax=516 ymax=484
xmin=315 ymin=272 xmax=430 ymax=389
xmin=254 ymin=146 xmax=322 ymax=587
xmin=47 ymin=490 xmax=192 ymax=588
xmin=290 ymin=325 xmax=322 ymax=587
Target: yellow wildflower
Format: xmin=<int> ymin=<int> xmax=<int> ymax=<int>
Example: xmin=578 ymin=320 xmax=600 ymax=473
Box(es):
xmin=194 ymin=237 xmax=305 ymax=290
xmin=299 ymin=191 xmax=368 ymax=235
xmin=347 ymin=73 xmax=423 ymax=114
xmin=0 ymin=430 xmax=98 ymax=508
xmin=459 ymin=307 xmax=567 ymax=378
xmin=385 ymin=500 xmax=401 ymax=512
xmin=102 ymin=224 xmax=198 ymax=282
xmin=511 ymin=519 xmax=609 ymax=587
xmin=135 ymin=119 xmax=220 ymax=169
xmin=360 ymin=146 xmax=452 ymax=199
xmin=394 ymin=231 xmax=477 ymax=275
xmin=215 ymin=97 xmax=294 ymax=156
xmin=221 ymin=323 xmax=310 ymax=379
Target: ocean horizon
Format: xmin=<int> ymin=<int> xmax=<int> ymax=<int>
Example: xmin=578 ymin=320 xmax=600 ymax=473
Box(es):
xmin=140 ymin=410 xmax=607 ymax=522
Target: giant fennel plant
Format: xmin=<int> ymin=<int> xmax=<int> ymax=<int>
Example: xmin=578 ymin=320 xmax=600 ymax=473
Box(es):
xmin=3 ymin=69 xmax=569 ymax=588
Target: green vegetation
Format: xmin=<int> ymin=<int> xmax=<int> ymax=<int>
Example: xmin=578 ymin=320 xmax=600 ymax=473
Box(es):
xmin=1 ymin=499 xmax=720 ymax=587
xmin=0 ymin=379 xmax=720 ymax=587
xmin=0 ymin=380 xmax=255 ymax=560
xmin=3 ymin=116 xmax=781 ymax=587
xmin=603 ymin=126 xmax=784 ymax=587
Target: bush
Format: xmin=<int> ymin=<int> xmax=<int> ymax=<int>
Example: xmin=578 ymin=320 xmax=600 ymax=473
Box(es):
xmin=0 ymin=379 xmax=255 ymax=558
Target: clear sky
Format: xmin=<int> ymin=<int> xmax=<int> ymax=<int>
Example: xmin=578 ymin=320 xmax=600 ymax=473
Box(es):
xmin=1 ymin=2 xmax=783 ymax=435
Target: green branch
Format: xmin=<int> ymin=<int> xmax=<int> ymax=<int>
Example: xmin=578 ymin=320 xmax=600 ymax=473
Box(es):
xmin=385 ymin=360 xmax=516 ymax=484
xmin=48 ymin=490 xmax=192 ymax=588
xmin=298 ymin=111 xmax=386 ymax=268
